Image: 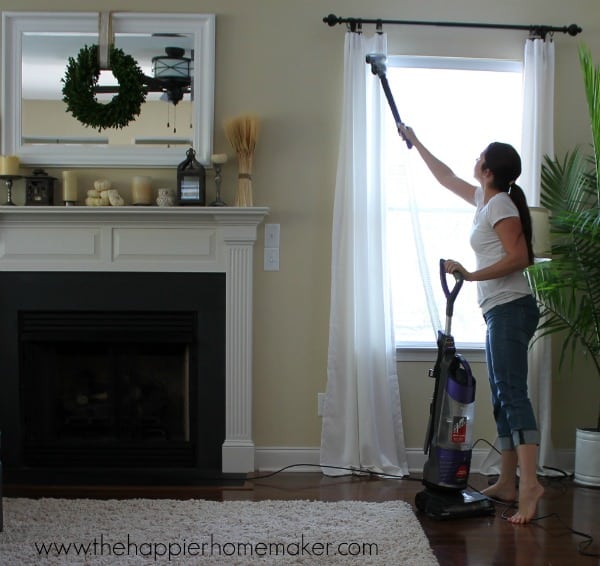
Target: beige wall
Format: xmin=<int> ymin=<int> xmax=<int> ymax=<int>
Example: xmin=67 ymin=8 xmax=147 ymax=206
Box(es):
xmin=2 ymin=0 xmax=599 ymax=455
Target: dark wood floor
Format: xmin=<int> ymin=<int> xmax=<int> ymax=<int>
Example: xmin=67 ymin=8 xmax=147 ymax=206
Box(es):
xmin=4 ymin=472 xmax=599 ymax=565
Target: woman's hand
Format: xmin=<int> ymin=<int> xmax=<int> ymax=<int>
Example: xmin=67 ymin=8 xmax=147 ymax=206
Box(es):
xmin=398 ymin=123 xmax=417 ymax=146
xmin=444 ymin=259 xmax=472 ymax=281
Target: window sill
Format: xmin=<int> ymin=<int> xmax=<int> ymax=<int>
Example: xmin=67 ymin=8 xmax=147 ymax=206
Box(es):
xmin=395 ymin=347 xmax=486 ymax=363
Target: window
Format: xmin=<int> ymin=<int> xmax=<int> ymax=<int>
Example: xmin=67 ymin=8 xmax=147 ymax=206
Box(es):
xmin=383 ymin=57 xmax=523 ymax=350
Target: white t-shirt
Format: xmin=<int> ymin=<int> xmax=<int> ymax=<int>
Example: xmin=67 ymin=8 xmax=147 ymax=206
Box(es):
xmin=469 ymin=187 xmax=532 ymax=314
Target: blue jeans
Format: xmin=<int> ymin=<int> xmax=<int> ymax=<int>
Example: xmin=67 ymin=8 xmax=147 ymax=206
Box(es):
xmin=484 ymin=295 xmax=540 ymax=450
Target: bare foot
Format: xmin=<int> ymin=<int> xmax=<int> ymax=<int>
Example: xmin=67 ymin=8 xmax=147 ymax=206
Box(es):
xmin=482 ymin=480 xmax=517 ymax=503
xmin=508 ymin=482 xmax=544 ymax=524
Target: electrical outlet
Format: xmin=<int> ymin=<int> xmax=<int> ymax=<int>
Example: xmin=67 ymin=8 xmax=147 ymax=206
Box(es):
xmin=264 ymin=248 xmax=279 ymax=271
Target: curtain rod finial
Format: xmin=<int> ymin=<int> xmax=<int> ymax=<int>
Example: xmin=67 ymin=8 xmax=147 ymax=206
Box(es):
xmin=567 ymin=23 xmax=582 ymax=36
xmin=323 ymin=13 xmax=341 ymax=27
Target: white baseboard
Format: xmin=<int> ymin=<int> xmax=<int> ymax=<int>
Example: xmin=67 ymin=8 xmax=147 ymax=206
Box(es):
xmin=254 ymin=447 xmax=322 ymax=473
xmin=254 ymin=446 xmax=575 ymax=476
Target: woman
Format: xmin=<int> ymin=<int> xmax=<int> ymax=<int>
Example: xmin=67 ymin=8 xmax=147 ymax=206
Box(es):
xmin=399 ymin=125 xmax=543 ymax=524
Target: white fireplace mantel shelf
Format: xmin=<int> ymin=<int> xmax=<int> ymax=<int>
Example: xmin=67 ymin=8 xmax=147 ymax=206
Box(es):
xmin=0 ymin=205 xmax=269 ymax=474
xmin=0 ymin=206 xmax=269 ymax=273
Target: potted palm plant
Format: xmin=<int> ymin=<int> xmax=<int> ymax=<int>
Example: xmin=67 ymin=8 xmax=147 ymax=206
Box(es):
xmin=526 ymin=44 xmax=600 ymax=486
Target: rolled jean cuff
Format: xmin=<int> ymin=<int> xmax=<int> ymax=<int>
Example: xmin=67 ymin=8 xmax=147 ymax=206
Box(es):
xmin=498 ymin=430 xmax=540 ymax=450
xmin=498 ymin=436 xmax=514 ymax=450
xmin=513 ymin=429 xmax=539 ymax=447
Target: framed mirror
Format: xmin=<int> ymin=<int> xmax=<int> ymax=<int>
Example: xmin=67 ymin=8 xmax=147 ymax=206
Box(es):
xmin=2 ymin=12 xmax=215 ymax=167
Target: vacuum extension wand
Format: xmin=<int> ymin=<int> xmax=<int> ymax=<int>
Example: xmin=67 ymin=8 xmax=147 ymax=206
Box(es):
xmin=365 ymin=53 xmax=412 ymax=149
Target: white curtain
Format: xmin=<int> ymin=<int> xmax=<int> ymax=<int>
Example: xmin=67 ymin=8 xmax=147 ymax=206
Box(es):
xmin=480 ymin=38 xmax=557 ymax=474
xmin=320 ymin=31 xmax=408 ymax=476
xmin=521 ymin=38 xmax=555 ymax=206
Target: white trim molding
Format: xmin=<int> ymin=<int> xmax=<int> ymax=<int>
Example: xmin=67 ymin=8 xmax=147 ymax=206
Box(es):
xmin=254 ymin=446 xmax=575 ymax=477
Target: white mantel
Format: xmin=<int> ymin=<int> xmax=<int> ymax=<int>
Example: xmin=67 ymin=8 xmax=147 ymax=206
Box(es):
xmin=0 ymin=206 xmax=269 ymax=474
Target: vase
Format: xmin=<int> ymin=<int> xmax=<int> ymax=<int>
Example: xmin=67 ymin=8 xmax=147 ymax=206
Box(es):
xmin=574 ymin=427 xmax=600 ymax=487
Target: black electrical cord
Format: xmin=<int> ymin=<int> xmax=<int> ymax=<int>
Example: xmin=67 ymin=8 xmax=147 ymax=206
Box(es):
xmin=247 ymin=463 xmax=419 ymax=482
xmin=247 ymin=441 xmax=595 ymax=557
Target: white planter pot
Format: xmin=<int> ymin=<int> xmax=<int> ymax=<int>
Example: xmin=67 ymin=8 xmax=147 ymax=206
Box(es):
xmin=574 ymin=427 xmax=600 ymax=487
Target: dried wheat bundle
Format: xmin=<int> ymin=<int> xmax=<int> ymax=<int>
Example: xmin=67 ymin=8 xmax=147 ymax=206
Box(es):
xmin=224 ymin=114 xmax=260 ymax=206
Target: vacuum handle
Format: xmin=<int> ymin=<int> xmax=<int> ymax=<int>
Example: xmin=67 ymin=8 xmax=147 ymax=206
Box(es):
xmin=378 ymin=75 xmax=413 ymax=149
xmin=440 ymin=258 xmax=464 ymax=317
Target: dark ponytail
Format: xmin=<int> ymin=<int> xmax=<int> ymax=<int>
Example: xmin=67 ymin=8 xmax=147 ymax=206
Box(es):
xmin=483 ymin=142 xmax=534 ymax=265
xmin=507 ymin=183 xmax=534 ymax=265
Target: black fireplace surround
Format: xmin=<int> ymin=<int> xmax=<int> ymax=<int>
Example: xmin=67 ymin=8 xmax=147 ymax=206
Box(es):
xmin=0 ymin=271 xmax=227 ymax=485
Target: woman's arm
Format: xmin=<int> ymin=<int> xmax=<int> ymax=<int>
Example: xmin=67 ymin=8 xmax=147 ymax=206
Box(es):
xmin=399 ymin=125 xmax=477 ymax=206
xmin=445 ymin=217 xmax=531 ymax=281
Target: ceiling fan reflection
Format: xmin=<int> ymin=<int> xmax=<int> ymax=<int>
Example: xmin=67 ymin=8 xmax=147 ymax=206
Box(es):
xmin=94 ymin=47 xmax=193 ymax=105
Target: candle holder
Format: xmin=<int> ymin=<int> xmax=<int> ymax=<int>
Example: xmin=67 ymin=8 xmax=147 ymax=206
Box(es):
xmin=210 ymin=162 xmax=227 ymax=207
xmin=210 ymin=153 xmax=228 ymax=207
xmin=0 ymin=175 xmax=22 ymax=206
xmin=25 ymin=169 xmax=56 ymax=206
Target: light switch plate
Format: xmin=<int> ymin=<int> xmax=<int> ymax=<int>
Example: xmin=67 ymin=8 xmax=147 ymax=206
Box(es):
xmin=265 ymin=223 xmax=280 ymax=248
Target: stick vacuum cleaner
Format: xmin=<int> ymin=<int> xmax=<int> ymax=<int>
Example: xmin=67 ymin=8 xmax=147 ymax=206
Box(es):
xmin=414 ymin=260 xmax=495 ymax=520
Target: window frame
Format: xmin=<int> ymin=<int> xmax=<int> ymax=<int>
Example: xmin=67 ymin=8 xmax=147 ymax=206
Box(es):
xmin=383 ymin=55 xmax=523 ymax=360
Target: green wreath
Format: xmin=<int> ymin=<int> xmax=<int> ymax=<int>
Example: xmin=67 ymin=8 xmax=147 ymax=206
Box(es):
xmin=62 ymin=44 xmax=147 ymax=131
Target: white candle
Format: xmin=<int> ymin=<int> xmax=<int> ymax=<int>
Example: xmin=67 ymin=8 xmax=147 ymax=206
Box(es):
xmin=62 ymin=170 xmax=78 ymax=202
xmin=131 ymin=176 xmax=153 ymax=205
xmin=211 ymin=153 xmax=228 ymax=165
xmin=0 ymin=155 xmax=20 ymax=176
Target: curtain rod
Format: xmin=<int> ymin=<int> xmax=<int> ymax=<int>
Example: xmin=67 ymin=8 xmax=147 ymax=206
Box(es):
xmin=323 ymin=13 xmax=582 ymax=40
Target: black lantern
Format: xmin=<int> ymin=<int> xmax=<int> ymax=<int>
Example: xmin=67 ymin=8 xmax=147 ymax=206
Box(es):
xmin=177 ymin=148 xmax=206 ymax=206
xmin=25 ymin=168 xmax=56 ymax=206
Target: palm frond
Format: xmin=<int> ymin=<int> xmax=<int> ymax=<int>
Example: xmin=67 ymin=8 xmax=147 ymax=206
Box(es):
xmin=540 ymin=150 xmax=592 ymax=214
xmin=579 ymin=45 xmax=600 ymax=199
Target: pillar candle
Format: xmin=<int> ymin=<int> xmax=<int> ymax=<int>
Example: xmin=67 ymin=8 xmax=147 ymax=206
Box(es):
xmin=0 ymin=155 xmax=20 ymax=176
xmin=211 ymin=153 xmax=228 ymax=165
xmin=62 ymin=170 xmax=78 ymax=202
xmin=131 ymin=176 xmax=153 ymax=205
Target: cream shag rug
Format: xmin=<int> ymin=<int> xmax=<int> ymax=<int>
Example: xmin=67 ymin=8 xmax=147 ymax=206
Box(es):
xmin=0 ymin=498 xmax=438 ymax=565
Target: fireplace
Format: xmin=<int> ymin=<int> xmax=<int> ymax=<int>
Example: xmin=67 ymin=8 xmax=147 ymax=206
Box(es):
xmin=0 ymin=207 xmax=268 ymax=483
xmin=2 ymin=271 xmax=225 ymax=483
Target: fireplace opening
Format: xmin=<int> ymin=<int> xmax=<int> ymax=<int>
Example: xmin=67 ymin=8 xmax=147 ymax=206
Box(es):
xmin=0 ymin=272 xmax=226 ymax=484
xmin=21 ymin=311 xmax=195 ymax=468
